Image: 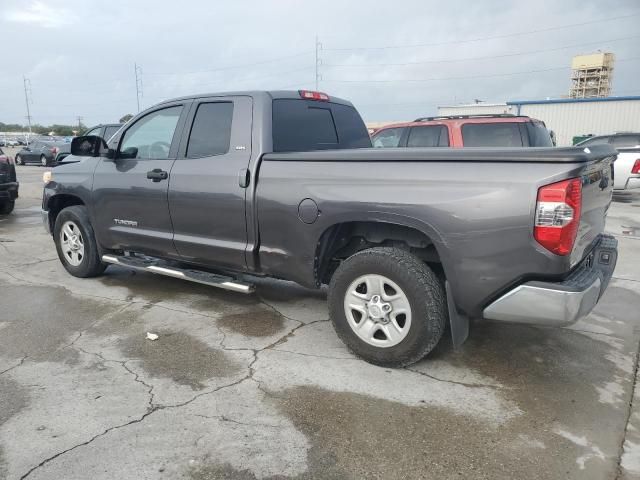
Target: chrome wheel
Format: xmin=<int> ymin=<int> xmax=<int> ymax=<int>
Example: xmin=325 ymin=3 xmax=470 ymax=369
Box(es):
xmin=41 ymin=155 xmax=47 ymax=166
xmin=343 ymin=274 xmax=412 ymax=348
xmin=60 ymin=221 xmax=85 ymax=266
xmin=15 ymin=155 xmax=22 ymax=165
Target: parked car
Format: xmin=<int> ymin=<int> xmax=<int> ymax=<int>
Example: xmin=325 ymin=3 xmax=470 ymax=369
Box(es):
xmin=15 ymin=139 xmax=64 ymax=166
xmin=371 ymin=114 xmax=554 ymax=148
xmin=576 ymin=133 xmax=640 ymax=191
xmin=43 ymin=90 xmax=618 ymax=367
xmin=54 ymin=124 xmax=121 ymax=164
xmin=0 ymin=147 xmax=18 ymax=214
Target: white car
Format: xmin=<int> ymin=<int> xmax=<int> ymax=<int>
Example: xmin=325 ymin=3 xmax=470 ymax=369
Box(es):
xmin=578 ymin=134 xmax=640 ymax=191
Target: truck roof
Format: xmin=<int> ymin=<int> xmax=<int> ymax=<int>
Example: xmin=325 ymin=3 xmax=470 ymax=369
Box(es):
xmin=156 ymin=90 xmax=354 ymax=107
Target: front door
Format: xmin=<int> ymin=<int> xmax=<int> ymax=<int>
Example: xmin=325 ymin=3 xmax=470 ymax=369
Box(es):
xmin=168 ymin=96 xmax=252 ymax=271
xmin=91 ymin=103 xmax=188 ymax=257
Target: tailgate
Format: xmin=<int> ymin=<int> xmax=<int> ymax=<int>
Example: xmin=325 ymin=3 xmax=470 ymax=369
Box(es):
xmin=571 ymin=153 xmax=615 ymax=266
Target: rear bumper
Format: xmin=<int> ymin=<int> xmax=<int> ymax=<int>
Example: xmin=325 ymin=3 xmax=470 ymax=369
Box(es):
xmin=483 ymin=235 xmax=618 ymax=327
xmin=0 ymin=182 xmax=19 ymax=200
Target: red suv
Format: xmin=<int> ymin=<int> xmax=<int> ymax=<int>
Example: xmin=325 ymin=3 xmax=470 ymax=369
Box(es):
xmin=371 ymin=114 xmax=554 ymax=148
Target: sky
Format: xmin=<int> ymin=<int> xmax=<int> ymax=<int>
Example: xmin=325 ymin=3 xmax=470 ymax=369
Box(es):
xmin=0 ymin=0 xmax=639 ymax=127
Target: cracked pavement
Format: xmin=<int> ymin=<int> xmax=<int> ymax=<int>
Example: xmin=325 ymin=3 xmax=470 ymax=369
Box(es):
xmin=1 ymin=165 xmax=640 ymax=479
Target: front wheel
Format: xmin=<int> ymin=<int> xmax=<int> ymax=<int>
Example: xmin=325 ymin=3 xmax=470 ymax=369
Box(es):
xmin=40 ymin=155 xmax=48 ymax=167
xmin=54 ymin=205 xmax=106 ymax=277
xmin=15 ymin=155 xmax=23 ymax=165
xmin=328 ymin=247 xmax=446 ymax=367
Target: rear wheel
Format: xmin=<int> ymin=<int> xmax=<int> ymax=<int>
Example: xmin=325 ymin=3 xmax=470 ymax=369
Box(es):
xmin=328 ymin=247 xmax=446 ymax=367
xmin=0 ymin=201 xmax=15 ymax=215
xmin=40 ymin=155 xmax=48 ymax=167
xmin=15 ymin=155 xmax=23 ymax=165
xmin=54 ymin=205 xmax=106 ymax=277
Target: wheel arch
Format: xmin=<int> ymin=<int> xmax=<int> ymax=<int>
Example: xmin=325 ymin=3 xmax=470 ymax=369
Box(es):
xmin=45 ymin=194 xmax=86 ymax=234
xmin=313 ymin=216 xmax=451 ymax=287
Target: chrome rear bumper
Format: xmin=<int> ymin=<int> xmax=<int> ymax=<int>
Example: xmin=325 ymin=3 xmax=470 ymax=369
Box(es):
xmin=483 ymin=235 xmax=618 ymax=327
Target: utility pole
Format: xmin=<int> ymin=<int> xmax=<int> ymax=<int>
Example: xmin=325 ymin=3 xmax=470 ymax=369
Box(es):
xmin=315 ymin=36 xmax=322 ymax=90
xmin=134 ymin=63 xmax=143 ymax=112
xmin=23 ymin=76 xmax=33 ymax=144
xmin=76 ymin=116 xmax=83 ymax=130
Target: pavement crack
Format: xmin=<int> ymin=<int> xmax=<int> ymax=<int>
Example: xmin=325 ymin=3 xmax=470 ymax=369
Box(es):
xmin=615 ymin=335 xmax=640 ymax=479
xmin=193 ymin=414 xmax=281 ymax=429
xmin=19 ymin=408 xmax=159 ymax=479
xmin=0 ymin=355 xmax=28 ymax=376
xmin=268 ymin=348 xmax=353 ymax=360
xmin=405 ymin=367 xmax=501 ymax=390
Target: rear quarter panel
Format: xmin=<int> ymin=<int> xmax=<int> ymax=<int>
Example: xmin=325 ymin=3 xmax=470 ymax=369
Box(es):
xmin=256 ymin=157 xmax=600 ymax=317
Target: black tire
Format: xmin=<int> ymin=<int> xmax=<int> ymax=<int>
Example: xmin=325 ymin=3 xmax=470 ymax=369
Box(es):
xmin=54 ymin=205 xmax=106 ymax=278
xmin=328 ymin=247 xmax=446 ymax=367
xmin=0 ymin=201 xmax=15 ymax=215
xmin=40 ymin=155 xmax=48 ymax=167
xmin=15 ymin=155 xmax=23 ymax=165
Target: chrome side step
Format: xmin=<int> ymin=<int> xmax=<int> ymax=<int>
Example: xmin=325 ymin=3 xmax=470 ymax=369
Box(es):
xmin=101 ymin=254 xmax=255 ymax=294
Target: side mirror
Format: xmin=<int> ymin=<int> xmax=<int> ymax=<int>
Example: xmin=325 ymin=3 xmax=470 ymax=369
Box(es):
xmin=70 ymin=135 xmax=114 ymax=158
xmin=118 ymin=147 xmax=138 ymax=159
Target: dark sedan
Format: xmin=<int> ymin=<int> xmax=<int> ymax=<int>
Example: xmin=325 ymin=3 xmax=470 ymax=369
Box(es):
xmin=15 ymin=139 xmax=63 ymax=166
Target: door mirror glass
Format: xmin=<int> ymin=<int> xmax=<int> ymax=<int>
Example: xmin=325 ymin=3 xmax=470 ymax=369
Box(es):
xmin=71 ymin=135 xmax=109 ymax=157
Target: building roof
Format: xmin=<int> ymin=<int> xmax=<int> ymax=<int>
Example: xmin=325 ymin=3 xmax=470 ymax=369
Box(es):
xmin=506 ymin=96 xmax=640 ymax=106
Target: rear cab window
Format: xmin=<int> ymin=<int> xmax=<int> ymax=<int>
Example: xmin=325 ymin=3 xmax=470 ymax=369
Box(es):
xmin=407 ymin=125 xmax=449 ymax=147
xmin=272 ymin=99 xmax=371 ymax=152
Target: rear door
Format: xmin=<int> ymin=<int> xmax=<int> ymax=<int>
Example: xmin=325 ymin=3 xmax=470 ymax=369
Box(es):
xmin=168 ymin=96 xmax=252 ymax=270
xmin=92 ymin=102 xmax=189 ymax=256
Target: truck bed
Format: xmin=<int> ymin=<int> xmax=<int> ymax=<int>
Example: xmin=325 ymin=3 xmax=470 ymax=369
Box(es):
xmin=256 ymin=144 xmax=616 ymax=318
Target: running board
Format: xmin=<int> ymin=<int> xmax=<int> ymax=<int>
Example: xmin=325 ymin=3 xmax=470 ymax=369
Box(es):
xmin=101 ymin=254 xmax=255 ymax=294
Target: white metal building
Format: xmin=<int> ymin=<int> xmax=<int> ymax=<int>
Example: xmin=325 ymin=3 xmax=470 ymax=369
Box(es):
xmin=438 ymin=96 xmax=640 ymax=146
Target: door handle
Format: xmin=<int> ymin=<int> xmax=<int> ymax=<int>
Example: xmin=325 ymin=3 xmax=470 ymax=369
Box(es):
xmin=147 ymin=169 xmax=168 ymax=182
xmin=238 ymin=168 xmax=250 ymax=188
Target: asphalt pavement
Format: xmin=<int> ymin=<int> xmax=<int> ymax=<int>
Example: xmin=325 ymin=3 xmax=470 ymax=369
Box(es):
xmin=1 ymin=157 xmax=640 ymax=480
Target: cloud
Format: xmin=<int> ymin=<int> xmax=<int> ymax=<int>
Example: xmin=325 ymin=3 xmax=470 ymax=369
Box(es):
xmin=4 ymin=1 xmax=77 ymax=28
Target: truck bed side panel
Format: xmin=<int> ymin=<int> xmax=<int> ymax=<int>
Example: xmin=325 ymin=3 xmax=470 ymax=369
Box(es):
xmin=256 ymin=159 xmax=604 ymax=318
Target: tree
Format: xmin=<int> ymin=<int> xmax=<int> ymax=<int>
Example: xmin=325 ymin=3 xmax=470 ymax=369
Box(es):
xmin=119 ymin=114 xmax=133 ymax=124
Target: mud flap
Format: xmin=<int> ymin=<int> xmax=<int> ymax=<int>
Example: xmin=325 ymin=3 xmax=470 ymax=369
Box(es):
xmin=446 ymin=281 xmax=469 ymax=349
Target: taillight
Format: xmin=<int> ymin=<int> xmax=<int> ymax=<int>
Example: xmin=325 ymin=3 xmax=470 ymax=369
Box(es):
xmin=632 ymin=159 xmax=640 ymax=174
xmin=299 ymin=90 xmax=330 ymax=101
xmin=534 ymin=178 xmax=582 ymax=256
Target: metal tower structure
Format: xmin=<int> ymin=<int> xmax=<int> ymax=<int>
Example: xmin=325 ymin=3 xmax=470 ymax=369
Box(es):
xmin=569 ymin=52 xmax=615 ymax=99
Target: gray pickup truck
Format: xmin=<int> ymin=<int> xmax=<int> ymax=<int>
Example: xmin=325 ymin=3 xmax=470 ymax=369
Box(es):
xmin=42 ymin=90 xmax=618 ymax=367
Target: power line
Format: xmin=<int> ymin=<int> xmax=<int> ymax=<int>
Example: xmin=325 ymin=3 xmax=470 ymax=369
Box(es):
xmin=323 ymin=35 xmax=640 ymax=68
xmin=145 ymin=51 xmax=309 ymax=77
xmin=325 ymin=56 xmax=640 ymax=84
xmin=324 ymin=11 xmax=640 ymax=51
xmin=315 ymin=35 xmax=322 ymax=90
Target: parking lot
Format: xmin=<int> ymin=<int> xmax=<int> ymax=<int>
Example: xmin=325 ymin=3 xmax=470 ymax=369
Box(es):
xmin=1 ymin=156 xmax=640 ymax=479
